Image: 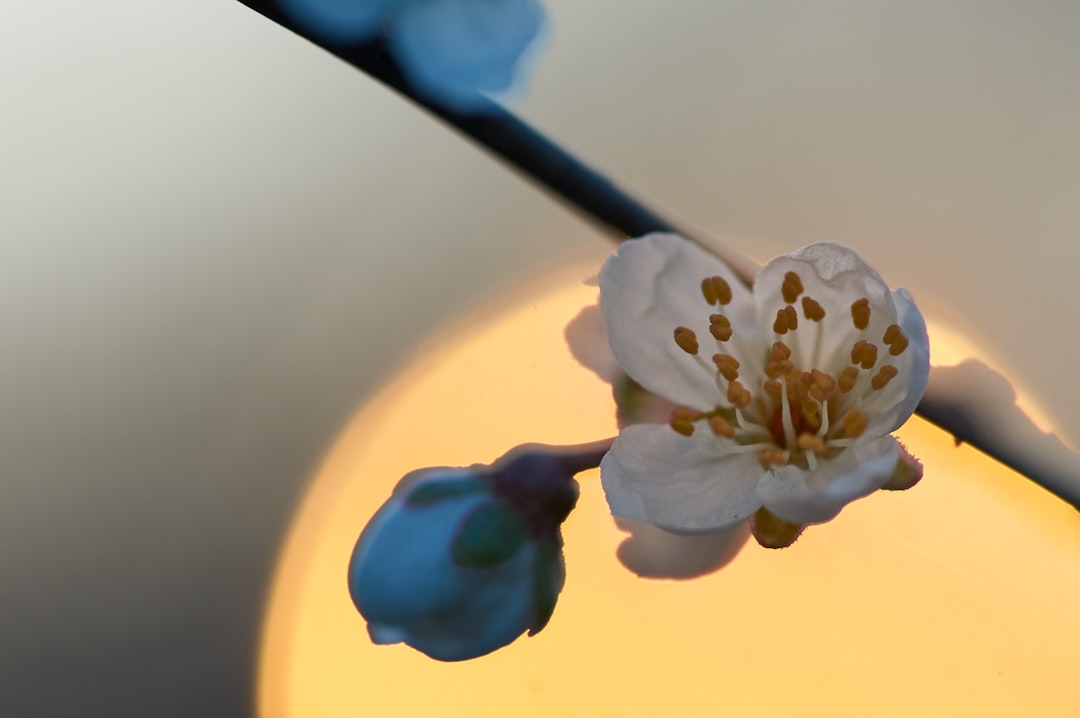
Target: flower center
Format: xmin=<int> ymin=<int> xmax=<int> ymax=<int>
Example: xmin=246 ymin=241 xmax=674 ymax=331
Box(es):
xmin=667 ymin=271 xmax=911 ymax=471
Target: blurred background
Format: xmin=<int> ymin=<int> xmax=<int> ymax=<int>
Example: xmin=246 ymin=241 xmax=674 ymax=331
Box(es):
xmin=3 ymin=1 xmax=1079 ymax=716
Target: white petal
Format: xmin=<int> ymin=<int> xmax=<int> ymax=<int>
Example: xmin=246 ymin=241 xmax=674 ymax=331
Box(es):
xmin=393 ymin=0 xmax=545 ymax=110
xmin=277 ymin=0 xmax=385 ymax=43
xmin=753 ymin=242 xmax=895 ymax=373
xmin=600 ymin=233 xmax=758 ymax=411
xmin=600 ymin=423 xmax=765 ymax=533
xmin=756 ymin=435 xmax=900 ymax=524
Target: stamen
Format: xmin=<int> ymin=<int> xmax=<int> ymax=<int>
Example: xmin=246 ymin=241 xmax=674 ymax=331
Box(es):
xmin=783 ymin=305 xmax=798 ymax=331
xmin=773 ymin=308 xmax=790 ymax=334
xmin=764 ymin=359 xmax=794 ymax=380
xmin=673 ymin=326 xmax=699 ymax=355
xmin=701 ymin=276 xmax=733 ymax=306
xmin=837 ymin=366 xmax=860 ymax=393
xmin=797 ymin=432 xmax=826 ymax=456
xmin=850 ymin=340 xmax=878 ymax=370
xmin=727 ymin=380 xmax=752 ymax=409
xmin=709 ymin=314 xmax=732 ymax=341
xmin=840 ymin=409 xmax=869 ymax=439
xmin=770 ymin=341 xmax=792 ymax=361
xmin=800 ymin=399 xmax=822 ymax=431
xmin=669 ymin=407 xmax=698 ymax=436
xmin=871 ymin=365 xmax=899 ymax=390
xmin=712 ymin=354 xmax=740 ymax=382
xmin=883 ymin=324 xmax=909 ymax=356
xmin=759 ymin=448 xmax=789 ymax=467
xmin=778 ymin=376 xmax=798 ymax=449
xmin=781 ymin=272 xmax=804 ymax=304
xmin=851 ymin=298 xmax=871 ymax=330
xmin=801 ymin=296 xmax=826 ymax=322
xmin=808 ymin=369 xmax=836 ymax=402
xmin=709 ymin=416 xmax=736 ymax=438
xmin=763 ymin=380 xmax=782 ymax=401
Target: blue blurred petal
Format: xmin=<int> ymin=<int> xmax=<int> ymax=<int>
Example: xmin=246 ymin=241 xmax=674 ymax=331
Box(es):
xmin=392 ymin=0 xmax=545 ymax=110
xmin=277 ymin=0 xmax=386 ymax=43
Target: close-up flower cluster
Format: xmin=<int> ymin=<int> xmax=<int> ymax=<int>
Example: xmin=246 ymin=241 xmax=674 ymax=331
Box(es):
xmin=599 ymin=234 xmax=929 ymax=548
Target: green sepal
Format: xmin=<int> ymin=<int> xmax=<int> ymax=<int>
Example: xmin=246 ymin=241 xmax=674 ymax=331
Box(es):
xmin=528 ymin=538 xmax=563 ymax=636
xmin=450 ymin=501 xmax=528 ymax=567
xmin=405 ymin=476 xmax=485 ymax=507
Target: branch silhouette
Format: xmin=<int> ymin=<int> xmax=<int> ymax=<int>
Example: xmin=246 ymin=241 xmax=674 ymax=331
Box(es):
xmin=235 ymin=1 xmax=1080 ymax=511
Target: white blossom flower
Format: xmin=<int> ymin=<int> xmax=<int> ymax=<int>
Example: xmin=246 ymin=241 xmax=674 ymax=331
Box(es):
xmin=277 ymin=0 xmax=546 ymax=110
xmin=349 ymin=447 xmax=577 ymax=661
xmin=598 ymin=234 xmax=929 ymax=544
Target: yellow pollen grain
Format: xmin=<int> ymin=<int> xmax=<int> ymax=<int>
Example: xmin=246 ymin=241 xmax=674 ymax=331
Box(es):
xmin=709 ymin=416 xmax=736 ymax=438
xmin=808 ymin=369 xmax=836 ymax=402
xmin=770 ymin=341 xmax=792 ymax=361
xmin=783 ymin=305 xmax=798 ymax=331
xmin=759 ymin=448 xmax=789 ymax=467
xmin=851 ymin=297 xmax=871 ymax=330
xmin=883 ymin=324 xmax=901 ymax=344
xmin=871 ymin=365 xmax=899 ymax=390
xmin=838 ymin=366 xmax=859 ymax=393
xmin=851 ymin=340 xmax=878 ymax=370
xmin=841 ymin=408 xmax=869 ymax=439
xmin=801 ymin=296 xmax=826 ymax=322
xmin=669 ymin=407 xmax=698 ymax=437
xmin=772 ymin=308 xmax=790 ymax=334
xmin=712 ymin=354 xmax=740 ymax=382
xmin=727 ymin=380 xmax=752 ymax=409
xmin=701 ymin=276 xmax=733 ymax=306
xmin=673 ymin=326 xmax=699 ymax=355
xmin=709 ymin=314 xmax=733 ymax=342
xmin=888 ymin=333 xmax=909 ymax=356
xmin=797 ymin=432 xmax=826 ymax=455
xmin=781 ymin=271 xmax=804 ymax=304
xmin=765 ymin=359 xmax=794 ymax=380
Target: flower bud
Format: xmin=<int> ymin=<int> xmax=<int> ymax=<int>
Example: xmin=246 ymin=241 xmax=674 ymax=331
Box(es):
xmin=347 ymin=445 xmax=584 ymax=661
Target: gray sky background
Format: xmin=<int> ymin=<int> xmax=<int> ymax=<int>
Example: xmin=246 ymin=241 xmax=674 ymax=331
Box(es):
xmin=3 ymin=1 xmax=1079 ymax=716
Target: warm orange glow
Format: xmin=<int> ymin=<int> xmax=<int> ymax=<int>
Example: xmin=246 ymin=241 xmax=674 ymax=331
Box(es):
xmin=258 ymin=268 xmax=1080 ymax=717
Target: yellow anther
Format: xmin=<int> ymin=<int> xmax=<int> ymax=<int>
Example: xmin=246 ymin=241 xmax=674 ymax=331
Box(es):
xmin=669 ymin=407 xmax=698 ymax=437
xmin=800 ymin=399 xmax=822 ymax=431
xmin=712 ymin=353 xmax=741 ymax=382
xmin=783 ymin=305 xmax=798 ymax=331
xmin=709 ymin=314 xmax=733 ymax=341
xmin=763 ymin=380 xmax=783 ymax=401
xmin=781 ymin=271 xmax=804 ymax=304
xmin=772 ymin=308 xmax=789 ymax=334
xmin=727 ymin=380 xmax=752 ymax=409
xmin=709 ymin=416 xmax=736 ymax=438
xmin=770 ymin=341 xmax=792 ymax=361
xmin=673 ymin=326 xmax=699 ymax=355
xmin=701 ymin=276 xmax=733 ymax=306
xmin=841 ymin=409 xmax=870 ymax=439
xmin=837 ymin=366 xmax=860 ymax=393
xmin=851 ymin=297 xmax=871 ymax=330
xmin=883 ymin=324 xmax=909 ymax=356
xmin=764 ymin=359 xmax=794 ymax=380
xmin=808 ymin=369 xmax=836 ymax=402
xmin=850 ymin=340 xmax=878 ymax=370
xmin=759 ymin=448 xmax=789 ymax=467
xmin=871 ymin=365 xmax=899 ymax=390
xmin=801 ymin=296 xmax=826 ymax=322
xmin=797 ymin=432 xmax=826 ymax=455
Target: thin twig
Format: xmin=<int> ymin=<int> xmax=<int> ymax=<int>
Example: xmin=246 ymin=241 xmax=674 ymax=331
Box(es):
xmin=233 ymin=1 xmax=1080 ymax=510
